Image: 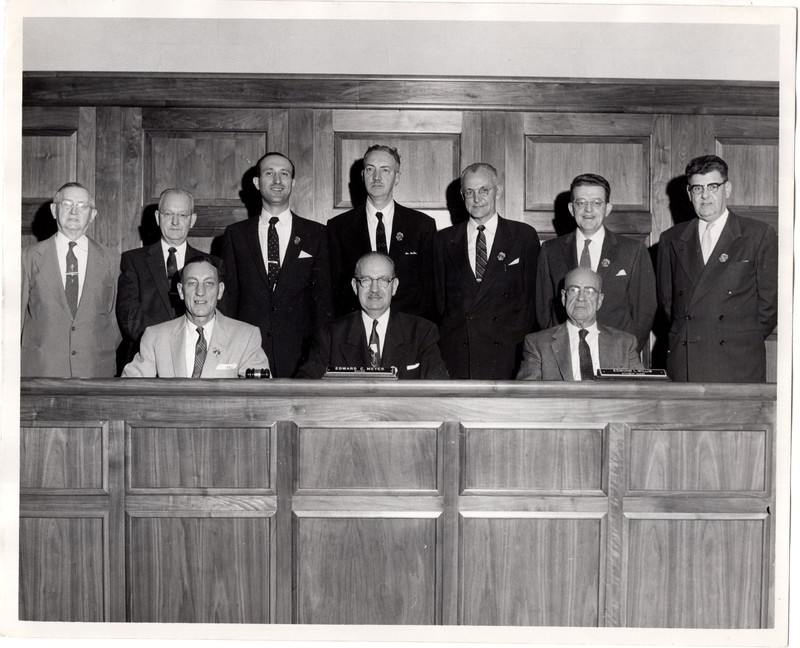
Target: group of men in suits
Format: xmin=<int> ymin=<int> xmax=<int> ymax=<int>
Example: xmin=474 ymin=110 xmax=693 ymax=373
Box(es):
xmin=20 ymin=151 xmax=778 ymax=383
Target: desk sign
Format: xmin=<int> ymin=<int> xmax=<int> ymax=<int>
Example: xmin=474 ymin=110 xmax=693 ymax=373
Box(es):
xmin=323 ymin=366 xmax=399 ymax=379
xmin=597 ymin=368 xmax=669 ymax=380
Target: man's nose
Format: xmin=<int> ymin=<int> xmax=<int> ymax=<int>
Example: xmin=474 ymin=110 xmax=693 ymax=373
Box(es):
xmin=196 ymin=283 xmax=206 ymax=296
xmin=273 ymin=174 xmax=283 ymax=185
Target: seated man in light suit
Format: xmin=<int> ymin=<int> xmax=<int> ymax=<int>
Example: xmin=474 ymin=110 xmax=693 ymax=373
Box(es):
xmin=516 ymin=267 xmax=643 ymax=380
xmin=123 ymin=254 xmax=270 ymax=378
xmin=297 ymin=252 xmax=449 ymax=379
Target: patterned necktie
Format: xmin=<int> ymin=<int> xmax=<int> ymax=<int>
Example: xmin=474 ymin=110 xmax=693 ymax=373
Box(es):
xmin=475 ymin=225 xmax=487 ymax=282
xmin=65 ymin=241 xmax=79 ymax=317
xmin=375 ymin=212 xmax=388 ymax=253
xmin=166 ymin=246 xmax=178 ymax=287
xmin=192 ymin=326 xmax=207 ymax=378
xmin=267 ymin=216 xmax=280 ymax=288
xmin=578 ymin=328 xmax=594 ymax=381
xmin=368 ymin=319 xmax=381 ymax=368
xmin=701 ymin=222 xmax=714 ymax=264
xmin=580 ymin=239 xmax=592 ymax=269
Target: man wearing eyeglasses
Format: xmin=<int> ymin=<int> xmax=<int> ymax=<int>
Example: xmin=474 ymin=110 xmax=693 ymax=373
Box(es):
xmin=434 ymin=162 xmax=540 ymax=379
xmin=535 ymin=174 xmax=656 ymax=353
xmin=297 ymin=252 xmax=448 ymax=379
xmin=656 ymin=154 xmax=777 ymax=382
xmin=117 ymin=188 xmax=207 ymax=363
xmin=21 ymin=182 xmax=121 ymax=377
xmin=517 ymin=268 xmax=643 ymax=380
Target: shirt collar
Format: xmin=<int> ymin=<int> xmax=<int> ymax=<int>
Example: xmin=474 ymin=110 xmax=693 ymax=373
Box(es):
xmin=56 ymin=231 xmax=88 ymax=250
xmin=468 ymin=213 xmax=499 ymax=234
xmin=361 ymin=308 xmax=391 ymax=330
xmin=566 ymin=320 xmax=599 ymax=336
xmin=185 ymin=311 xmax=217 ymax=332
xmin=260 ymin=207 xmax=292 ymax=224
xmin=160 ymin=239 xmax=187 ymax=254
xmin=576 ymin=226 xmax=605 ymax=247
xmin=366 ymin=199 xmax=395 ymax=220
xmin=699 ymin=209 xmax=729 ymax=233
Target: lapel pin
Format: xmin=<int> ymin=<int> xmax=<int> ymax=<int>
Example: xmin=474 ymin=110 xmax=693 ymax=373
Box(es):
xmin=601 ymin=258 xmax=610 ymax=268
xmin=497 ymin=252 xmax=506 ymax=261
xmin=719 ymin=253 xmax=728 ymax=263
xmin=395 ymin=232 xmax=404 ymax=241
xmin=293 ymin=236 xmax=301 ymax=246
xmin=212 ymin=347 xmax=221 ymax=357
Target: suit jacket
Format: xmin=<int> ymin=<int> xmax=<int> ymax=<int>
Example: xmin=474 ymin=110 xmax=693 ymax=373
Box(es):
xmin=122 ymin=311 xmax=270 ymax=378
xmin=535 ymin=228 xmax=657 ymax=351
xmin=656 ymin=211 xmax=777 ymax=382
xmin=434 ymin=216 xmax=540 ymax=379
xmin=21 ymin=234 xmax=121 ymax=377
xmin=297 ymin=310 xmax=449 ymax=379
xmin=220 ymin=213 xmax=333 ymax=377
xmin=116 ymin=241 xmax=204 ymax=343
xmin=516 ymin=323 xmax=644 ymax=380
xmin=327 ymin=202 xmax=437 ymax=320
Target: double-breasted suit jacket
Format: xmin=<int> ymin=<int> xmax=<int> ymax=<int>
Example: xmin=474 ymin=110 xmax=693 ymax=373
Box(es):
xmin=220 ymin=213 xmax=333 ymax=378
xmin=328 ymin=202 xmax=437 ymax=320
xmin=515 ymin=323 xmax=644 ymax=380
xmin=297 ymin=310 xmax=449 ymax=379
xmin=656 ymin=211 xmax=778 ymax=382
xmin=434 ymin=216 xmax=540 ymax=379
xmin=535 ymin=228 xmax=657 ymax=351
xmin=21 ymin=235 xmax=121 ymax=377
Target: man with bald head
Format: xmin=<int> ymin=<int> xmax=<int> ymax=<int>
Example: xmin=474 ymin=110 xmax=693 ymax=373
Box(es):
xmin=516 ymin=268 xmax=643 ymax=380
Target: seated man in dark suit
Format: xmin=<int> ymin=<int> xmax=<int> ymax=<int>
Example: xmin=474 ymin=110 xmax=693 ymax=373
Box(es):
xmin=517 ymin=267 xmax=643 ymax=380
xmin=123 ymin=254 xmax=270 ymax=378
xmin=117 ymin=188 xmax=206 ymax=360
xmin=298 ymin=252 xmax=448 ymax=379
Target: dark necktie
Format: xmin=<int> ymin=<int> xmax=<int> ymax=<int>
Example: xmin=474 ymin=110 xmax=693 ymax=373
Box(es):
xmin=267 ymin=216 xmax=280 ymax=288
xmin=65 ymin=241 xmax=79 ymax=317
xmin=166 ymin=246 xmax=178 ymax=287
xmin=578 ymin=328 xmax=594 ymax=381
xmin=375 ymin=212 xmax=388 ymax=253
xmin=368 ymin=319 xmax=381 ymax=368
xmin=475 ymin=225 xmax=487 ymax=282
xmin=580 ymin=239 xmax=592 ymax=269
xmin=192 ymin=326 xmax=207 ymax=378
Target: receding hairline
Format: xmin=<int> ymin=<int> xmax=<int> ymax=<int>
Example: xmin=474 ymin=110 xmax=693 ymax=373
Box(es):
xmin=354 ymin=251 xmax=396 ymax=278
xmin=460 ymin=162 xmax=500 ymax=186
xmin=564 ymin=267 xmax=603 ymax=292
xmin=53 ymin=182 xmax=95 ymax=207
xmin=158 ymin=188 xmax=195 ymax=213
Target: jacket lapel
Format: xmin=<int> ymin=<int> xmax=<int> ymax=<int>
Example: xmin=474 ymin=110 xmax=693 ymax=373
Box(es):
xmin=381 ymin=311 xmax=408 ymax=370
xmin=201 ymin=311 xmax=229 ymax=377
xmin=596 ymin=230 xmax=618 ymax=282
xmin=274 ymin=212 xmax=303 ymax=294
xmin=146 ymin=244 xmax=173 ymax=313
xmin=244 ymin=217 xmax=271 ymax=289
xmin=561 ymin=231 xmax=579 ymax=271
xmin=171 ymin=318 xmax=189 ymax=377
xmin=38 ymin=237 xmax=73 ymax=318
xmin=341 ymin=313 xmax=371 ymax=366
xmin=689 ymin=213 xmax=742 ymax=306
xmin=674 ymin=219 xmax=704 ymax=288
xmin=474 ymin=215 xmax=509 ymax=302
xmin=77 ymin=240 xmax=105 ymax=317
xmin=552 ymin=325 xmax=573 ymax=380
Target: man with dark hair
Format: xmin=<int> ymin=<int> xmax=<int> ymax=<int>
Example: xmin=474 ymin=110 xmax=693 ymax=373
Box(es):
xmin=536 ymin=173 xmax=656 ymax=351
xmin=298 ymin=252 xmax=448 ymax=379
xmin=117 ymin=188 xmax=205 ymax=361
xmin=657 ymin=154 xmax=778 ymax=382
xmin=221 ymin=151 xmax=333 ymax=377
xmin=22 ymin=182 xmax=121 ymax=377
xmin=328 ymin=144 xmax=437 ymax=320
xmin=122 ymin=254 xmax=270 ymax=377
xmin=434 ymin=162 xmax=540 ymax=379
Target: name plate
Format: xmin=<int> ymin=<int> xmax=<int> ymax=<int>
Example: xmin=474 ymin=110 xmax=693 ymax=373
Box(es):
xmin=597 ymin=368 xmax=669 ymax=380
xmin=323 ymin=366 xmax=399 ymax=379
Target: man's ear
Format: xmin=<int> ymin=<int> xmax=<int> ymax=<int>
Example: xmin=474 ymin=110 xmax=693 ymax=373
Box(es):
xmin=217 ymin=282 xmax=225 ymax=300
xmin=351 ymin=278 xmax=358 ymax=296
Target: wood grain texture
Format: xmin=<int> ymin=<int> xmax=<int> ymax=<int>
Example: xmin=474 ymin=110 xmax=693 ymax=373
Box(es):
xmin=333 ymin=109 xmax=464 ymax=133
xmin=459 ymin=516 xmax=603 ymax=626
xmin=127 ymin=515 xmax=271 ymax=622
xmin=294 ymin=516 xmax=437 ymax=624
xmin=717 ymin=140 xmax=779 ymax=207
xmin=95 ymin=106 xmax=123 ymax=250
xmin=20 ymin=423 xmax=105 ymax=491
xmin=21 ymin=132 xmax=77 ymax=198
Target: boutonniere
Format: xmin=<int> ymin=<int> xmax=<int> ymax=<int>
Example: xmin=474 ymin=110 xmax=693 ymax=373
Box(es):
xmin=212 ymin=347 xmax=221 ymax=357
xmin=497 ymin=252 xmax=506 ymax=261
xmin=719 ymin=253 xmax=728 ymax=263
xmin=601 ymin=258 xmax=610 ymax=268
xmin=293 ymin=236 xmax=301 ymax=246
xmin=395 ymin=232 xmax=404 ymax=242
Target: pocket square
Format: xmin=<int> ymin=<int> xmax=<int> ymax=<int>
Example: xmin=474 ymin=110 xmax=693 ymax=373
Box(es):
xmin=615 ymin=269 xmax=627 ymax=276
xmin=508 ymin=258 xmax=520 ymax=266
xmin=406 ymin=363 xmax=420 ymax=370
xmin=215 ymin=363 xmax=237 ymax=370
xmin=298 ymin=250 xmax=312 ymax=259
xmin=404 ymin=251 xmax=418 ymax=255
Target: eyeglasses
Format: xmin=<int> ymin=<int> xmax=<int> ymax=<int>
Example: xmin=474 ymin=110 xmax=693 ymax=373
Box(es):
xmin=57 ymin=200 xmax=92 ymax=212
xmin=564 ymin=286 xmax=599 ymax=298
xmin=462 ymin=187 xmax=494 ymax=201
xmin=355 ymin=276 xmax=395 ymax=288
xmin=572 ymin=199 xmax=606 ymax=210
xmin=688 ymin=181 xmax=727 ymax=195
xmin=159 ymin=211 xmax=193 ymax=220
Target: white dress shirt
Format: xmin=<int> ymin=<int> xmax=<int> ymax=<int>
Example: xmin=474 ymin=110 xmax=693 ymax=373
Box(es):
xmin=361 ymin=308 xmax=391 ymax=359
xmin=366 ymin=199 xmax=395 ymax=253
xmin=467 ymin=213 xmax=499 ymax=278
xmin=566 ymin=320 xmax=600 ymax=381
xmin=183 ymin=314 xmax=217 ymax=376
xmin=160 ymin=239 xmax=189 ymax=273
xmin=55 ymin=232 xmax=88 ymax=302
xmin=258 ymin=208 xmax=292 ymax=268
xmin=575 ymin=227 xmax=606 ymax=273
xmin=698 ymin=209 xmax=729 ymax=260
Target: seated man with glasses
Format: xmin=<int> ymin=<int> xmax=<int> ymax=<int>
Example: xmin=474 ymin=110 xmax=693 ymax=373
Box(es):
xmin=656 ymin=154 xmax=777 ymax=382
xmin=535 ymin=173 xmax=656 ymax=353
xmin=117 ymin=188 xmax=210 ymax=365
xmin=517 ymin=268 xmax=643 ymax=380
xmin=297 ymin=251 xmax=449 ymax=379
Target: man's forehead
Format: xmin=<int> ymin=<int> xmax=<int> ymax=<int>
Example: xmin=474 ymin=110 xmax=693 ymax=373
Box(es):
xmin=359 ymin=258 xmax=392 ymax=277
xmin=183 ymin=262 xmax=218 ymax=280
xmin=689 ymin=170 xmax=725 ymax=182
xmin=573 ymin=184 xmax=605 ymax=196
xmin=364 ymin=151 xmax=397 ymax=168
xmin=463 ymin=171 xmax=494 ymax=187
xmin=261 ymin=155 xmax=292 ymax=171
xmin=60 ymin=187 xmax=90 ymax=201
xmin=162 ymin=193 xmax=191 ymax=209
xmin=565 ymin=271 xmax=600 ymax=289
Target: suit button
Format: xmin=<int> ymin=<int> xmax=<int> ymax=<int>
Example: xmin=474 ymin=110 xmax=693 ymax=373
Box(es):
xmin=71 ymin=350 xmax=77 ymax=355
xmin=466 ymin=315 xmax=473 ymax=320
xmin=681 ymin=341 xmax=687 ymax=346
xmin=726 ymin=290 xmax=733 ymax=295
xmin=71 ymin=326 xmax=76 ymax=331
xmin=502 ymin=293 xmax=508 ymax=297
xmin=685 ymin=315 xmax=691 ymax=320
xmin=492 ymin=316 xmax=498 ymax=322
xmin=679 ymin=290 xmax=684 ymax=296
xmin=462 ymin=341 xmax=469 ymax=346
xmin=719 ymin=315 xmax=724 ymax=320
xmin=720 ymin=340 xmax=726 ymax=345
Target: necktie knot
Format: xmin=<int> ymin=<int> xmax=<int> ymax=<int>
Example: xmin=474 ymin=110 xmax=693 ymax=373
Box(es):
xmin=477 ymin=225 xmax=486 ymax=232
xmin=376 ymin=212 xmax=383 ymax=222
xmin=168 ymin=246 xmax=176 ymax=254
xmin=196 ymin=326 xmax=204 ymax=336
xmin=579 ymin=328 xmax=589 ymax=340
xmin=269 ymin=216 xmax=279 ymax=226
xmin=68 ymin=241 xmax=76 ymax=250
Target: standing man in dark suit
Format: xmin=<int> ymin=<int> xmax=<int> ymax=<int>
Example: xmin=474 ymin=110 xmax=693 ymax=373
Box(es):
xmin=657 ymin=154 xmax=778 ymax=382
xmin=328 ymin=144 xmax=437 ymax=320
xmin=517 ymin=268 xmax=643 ymax=380
xmin=298 ymin=252 xmax=448 ymax=379
xmin=21 ymin=182 xmax=121 ymax=377
xmin=221 ymin=151 xmax=333 ymax=377
xmin=536 ymin=173 xmax=656 ymax=352
xmin=117 ymin=188 xmax=204 ymax=360
xmin=434 ymin=162 xmax=540 ymax=379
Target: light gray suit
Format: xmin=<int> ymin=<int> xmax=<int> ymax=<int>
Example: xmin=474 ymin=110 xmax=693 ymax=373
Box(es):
xmin=516 ymin=323 xmax=643 ymax=380
xmin=22 ymin=235 xmax=121 ymax=377
xmin=122 ymin=311 xmax=270 ymax=378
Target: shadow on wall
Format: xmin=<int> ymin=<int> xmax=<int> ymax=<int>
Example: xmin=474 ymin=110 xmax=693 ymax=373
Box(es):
xmin=31 ymin=202 xmax=56 ymax=241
